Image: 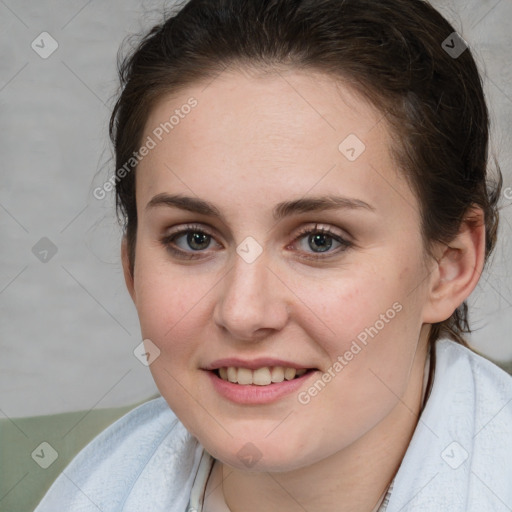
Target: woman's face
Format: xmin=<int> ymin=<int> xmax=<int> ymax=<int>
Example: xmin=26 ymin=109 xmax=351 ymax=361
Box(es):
xmin=126 ymin=68 xmax=434 ymax=471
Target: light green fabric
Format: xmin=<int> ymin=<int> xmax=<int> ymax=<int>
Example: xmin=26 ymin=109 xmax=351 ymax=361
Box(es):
xmin=0 ymin=396 xmax=158 ymax=512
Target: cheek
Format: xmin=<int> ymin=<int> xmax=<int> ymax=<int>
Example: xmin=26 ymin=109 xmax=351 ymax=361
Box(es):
xmin=132 ymin=253 xmax=212 ymax=367
xmin=132 ymin=264 xmax=213 ymax=429
xmin=305 ymin=264 xmax=412 ymax=351
xmin=286 ymin=289 xmax=420 ymax=463
xmin=301 ymin=257 xmax=425 ymax=400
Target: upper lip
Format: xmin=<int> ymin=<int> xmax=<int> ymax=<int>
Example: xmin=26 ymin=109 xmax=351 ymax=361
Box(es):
xmin=204 ymin=358 xmax=316 ymax=371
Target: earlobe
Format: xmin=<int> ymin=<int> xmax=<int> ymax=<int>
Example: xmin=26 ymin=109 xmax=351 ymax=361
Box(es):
xmin=423 ymin=207 xmax=486 ymax=324
xmin=121 ymin=237 xmax=136 ymax=303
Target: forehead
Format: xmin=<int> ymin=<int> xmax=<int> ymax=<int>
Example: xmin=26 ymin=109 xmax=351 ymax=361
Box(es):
xmin=143 ymin=67 xmax=387 ymax=156
xmin=136 ymin=67 xmax=413 ymax=221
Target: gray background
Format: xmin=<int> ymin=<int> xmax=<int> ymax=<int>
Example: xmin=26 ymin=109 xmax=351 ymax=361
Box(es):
xmin=1 ymin=0 xmax=511 ymax=419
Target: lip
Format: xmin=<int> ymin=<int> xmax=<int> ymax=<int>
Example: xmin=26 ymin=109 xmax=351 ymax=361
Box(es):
xmin=204 ymin=357 xmax=313 ymax=371
xmin=205 ymin=367 xmax=318 ymax=405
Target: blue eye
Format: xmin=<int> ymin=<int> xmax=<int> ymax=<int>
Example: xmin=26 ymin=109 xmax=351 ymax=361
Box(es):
xmin=161 ymin=224 xmax=218 ymax=260
xmin=291 ymin=224 xmax=352 ymax=260
xmin=160 ymin=223 xmax=352 ymax=260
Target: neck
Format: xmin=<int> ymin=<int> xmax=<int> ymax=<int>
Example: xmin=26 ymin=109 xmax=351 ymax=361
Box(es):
xmin=218 ymin=339 xmax=430 ymax=512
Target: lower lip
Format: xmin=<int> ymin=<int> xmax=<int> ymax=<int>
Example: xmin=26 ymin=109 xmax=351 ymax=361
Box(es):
xmin=205 ymin=370 xmax=317 ymax=404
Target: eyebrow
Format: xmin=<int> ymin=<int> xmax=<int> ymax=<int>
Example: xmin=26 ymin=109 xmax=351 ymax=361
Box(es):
xmin=145 ymin=193 xmax=375 ymax=222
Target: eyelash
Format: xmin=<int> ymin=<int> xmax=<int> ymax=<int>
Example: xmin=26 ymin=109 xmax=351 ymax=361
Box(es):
xmin=160 ymin=223 xmax=352 ymax=261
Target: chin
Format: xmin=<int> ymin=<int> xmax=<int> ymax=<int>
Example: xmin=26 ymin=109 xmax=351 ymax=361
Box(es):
xmin=199 ymin=432 xmax=319 ymax=473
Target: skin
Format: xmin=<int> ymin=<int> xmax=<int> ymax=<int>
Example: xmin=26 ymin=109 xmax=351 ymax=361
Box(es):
xmin=122 ymin=67 xmax=485 ymax=512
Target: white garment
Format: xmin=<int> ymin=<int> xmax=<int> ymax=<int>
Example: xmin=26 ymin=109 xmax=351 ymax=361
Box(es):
xmin=34 ymin=339 xmax=512 ymax=512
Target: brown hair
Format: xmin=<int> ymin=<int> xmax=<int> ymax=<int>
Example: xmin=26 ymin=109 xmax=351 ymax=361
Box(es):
xmin=109 ymin=0 xmax=502 ymax=355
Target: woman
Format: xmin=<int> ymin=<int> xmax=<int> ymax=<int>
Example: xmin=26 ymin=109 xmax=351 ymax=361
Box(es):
xmin=35 ymin=0 xmax=511 ymax=510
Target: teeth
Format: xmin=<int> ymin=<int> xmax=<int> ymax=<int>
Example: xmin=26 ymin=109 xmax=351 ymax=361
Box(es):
xmin=271 ymin=366 xmax=284 ymax=383
xmin=237 ymin=368 xmax=253 ymax=385
xmin=284 ymin=368 xmax=296 ymax=380
xmin=253 ymin=367 xmax=272 ymax=385
xmin=227 ymin=367 xmax=237 ymax=383
xmin=217 ymin=366 xmax=308 ymax=385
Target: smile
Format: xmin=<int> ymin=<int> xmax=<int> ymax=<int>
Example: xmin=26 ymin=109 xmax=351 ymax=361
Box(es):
xmin=215 ymin=366 xmax=308 ymax=385
xmin=206 ymin=365 xmax=318 ymax=404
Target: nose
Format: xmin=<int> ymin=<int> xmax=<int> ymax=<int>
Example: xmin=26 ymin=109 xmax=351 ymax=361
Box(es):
xmin=212 ymin=250 xmax=290 ymax=342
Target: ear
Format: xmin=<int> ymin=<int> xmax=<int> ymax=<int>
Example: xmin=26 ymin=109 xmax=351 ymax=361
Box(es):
xmin=121 ymin=236 xmax=136 ymax=303
xmin=422 ymin=206 xmax=486 ymax=324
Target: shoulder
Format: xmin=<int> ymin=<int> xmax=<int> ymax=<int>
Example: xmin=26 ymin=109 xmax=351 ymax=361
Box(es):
xmin=432 ymin=338 xmax=512 ymax=445
xmin=387 ymin=338 xmax=512 ymax=511
xmin=65 ymin=396 xmax=189 ymax=471
xmin=436 ymin=338 xmax=512 ymax=410
xmin=35 ymin=397 xmax=203 ymax=512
